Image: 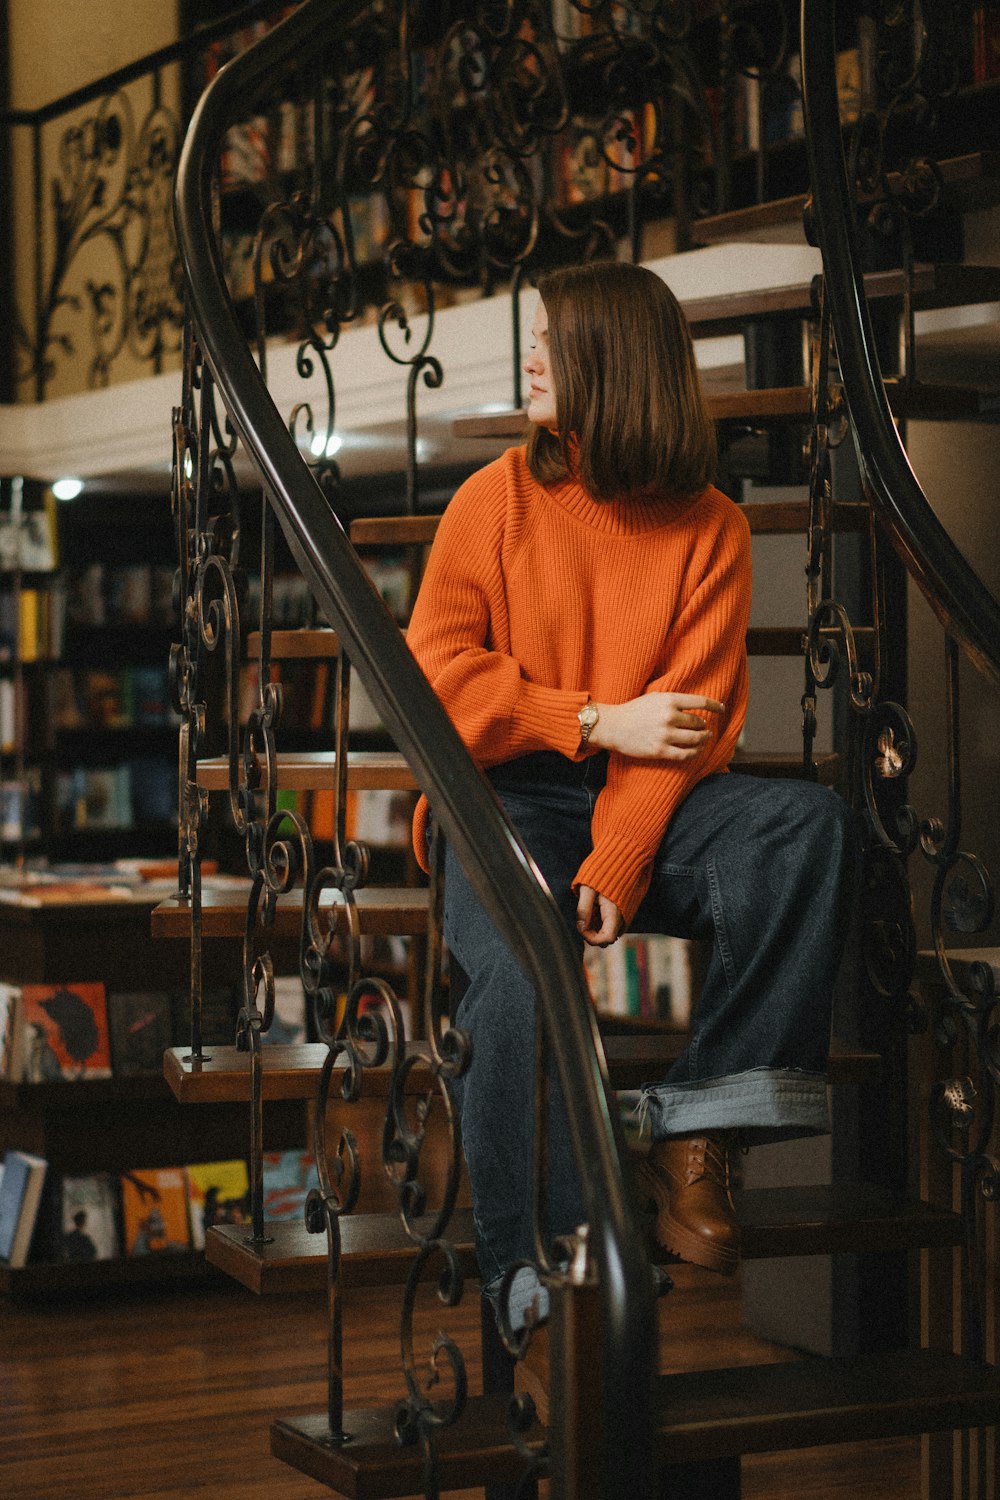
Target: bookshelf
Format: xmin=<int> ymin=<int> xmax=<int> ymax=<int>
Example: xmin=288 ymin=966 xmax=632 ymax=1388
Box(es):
xmin=0 ymin=881 xmax=308 ymax=1297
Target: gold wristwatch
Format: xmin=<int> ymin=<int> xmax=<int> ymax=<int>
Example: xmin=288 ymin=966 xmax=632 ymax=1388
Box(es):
xmin=577 ymin=699 xmax=599 ymax=747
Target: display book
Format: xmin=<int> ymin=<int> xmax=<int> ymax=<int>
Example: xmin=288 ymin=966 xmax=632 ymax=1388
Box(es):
xmin=0 ymin=1150 xmax=319 ymax=1268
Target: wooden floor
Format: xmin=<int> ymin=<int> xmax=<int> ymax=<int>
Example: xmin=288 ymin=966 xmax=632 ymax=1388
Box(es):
xmin=0 ymin=1263 xmax=920 ymax=1499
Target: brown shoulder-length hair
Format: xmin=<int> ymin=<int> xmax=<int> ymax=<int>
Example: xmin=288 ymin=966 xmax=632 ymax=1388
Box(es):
xmin=526 ymin=260 xmax=716 ymax=501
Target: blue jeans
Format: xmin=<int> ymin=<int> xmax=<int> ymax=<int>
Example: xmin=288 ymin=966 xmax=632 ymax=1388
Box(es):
xmin=443 ymin=751 xmax=860 ymax=1289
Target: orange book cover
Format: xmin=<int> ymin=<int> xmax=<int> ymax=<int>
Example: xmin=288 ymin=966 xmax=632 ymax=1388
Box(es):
xmin=120 ymin=1168 xmax=191 ymax=1256
xmin=21 ymin=982 xmax=112 ymax=1080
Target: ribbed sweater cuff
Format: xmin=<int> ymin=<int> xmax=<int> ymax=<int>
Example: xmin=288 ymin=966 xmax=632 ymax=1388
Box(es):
xmin=509 ymin=682 xmax=590 ymax=759
xmin=573 ymin=835 xmax=654 ymax=928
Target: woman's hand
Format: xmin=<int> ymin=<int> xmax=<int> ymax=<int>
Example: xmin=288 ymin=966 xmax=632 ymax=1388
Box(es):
xmin=588 ymin=692 xmax=724 ymax=761
xmin=576 ymin=885 xmax=624 ymax=947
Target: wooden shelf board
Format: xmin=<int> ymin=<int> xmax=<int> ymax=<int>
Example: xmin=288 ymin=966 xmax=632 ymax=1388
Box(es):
xmin=0 ymin=1072 xmax=174 ymax=1112
xmin=0 ymin=1250 xmax=215 ymax=1298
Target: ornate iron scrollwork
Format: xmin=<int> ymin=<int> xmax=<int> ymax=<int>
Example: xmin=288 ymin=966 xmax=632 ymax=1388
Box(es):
xmin=20 ymin=87 xmax=184 ymax=396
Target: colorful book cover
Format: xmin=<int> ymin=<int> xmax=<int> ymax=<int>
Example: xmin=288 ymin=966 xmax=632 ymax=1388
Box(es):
xmin=185 ymin=1160 xmax=251 ymax=1251
xmin=121 ymin=1168 xmax=191 ymax=1256
xmin=21 ymin=982 xmax=112 ymax=1081
xmin=59 ymin=1174 xmax=121 ymax=1263
xmin=262 ymin=1148 xmax=318 ymax=1224
xmin=0 ymin=1150 xmax=48 ymax=1267
xmin=107 ymin=992 xmax=175 ymax=1077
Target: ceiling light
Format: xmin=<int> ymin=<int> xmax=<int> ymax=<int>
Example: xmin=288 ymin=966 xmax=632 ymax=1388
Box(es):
xmin=52 ymin=478 xmax=84 ymax=501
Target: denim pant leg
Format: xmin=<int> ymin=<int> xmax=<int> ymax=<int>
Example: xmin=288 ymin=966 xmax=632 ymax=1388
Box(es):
xmin=632 ymin=773 xmax=861 ymax=1145
xmin=443 ymin=755 xmax=598 ymax=1289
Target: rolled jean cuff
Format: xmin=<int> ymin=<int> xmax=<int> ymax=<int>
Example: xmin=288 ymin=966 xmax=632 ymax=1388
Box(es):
xmin=641 ymin=1067 xmax=830 ymax=1146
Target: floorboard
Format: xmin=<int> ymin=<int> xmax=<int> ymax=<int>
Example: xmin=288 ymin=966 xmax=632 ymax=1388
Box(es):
xmin=0 ymin=1265 xmax=920 ymax=1498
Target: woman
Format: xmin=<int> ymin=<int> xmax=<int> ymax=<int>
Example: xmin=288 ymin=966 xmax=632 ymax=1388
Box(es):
xmin=406 ymin=260 xmax=858 ymax=1326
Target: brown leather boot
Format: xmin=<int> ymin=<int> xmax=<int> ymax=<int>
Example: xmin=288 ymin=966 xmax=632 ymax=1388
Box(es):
xmin=637 ymin=1133 xmax=741 ymax=1275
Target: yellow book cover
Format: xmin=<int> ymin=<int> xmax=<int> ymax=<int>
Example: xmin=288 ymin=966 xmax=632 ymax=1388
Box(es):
xmin=18 ymin=590 xmax=39 ymax=661
xmin=184 ymin=1159 xmax=251 ymax=1250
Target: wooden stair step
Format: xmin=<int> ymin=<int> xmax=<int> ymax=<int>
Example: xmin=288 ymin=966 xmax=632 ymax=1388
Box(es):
xmin=152 ymin=885 xmax=429 ymax=942
xmin=248 ymin=623 xmax=819 ymax=663
xmin=454 ymin=381 xmax=995 ymax=443
xmin=602 ymin=1032 xmax=877 ymax=1088
xmin=271 ymin=1350 xmax=1000 ymax=1493
xmin=247 ymin=628 xmax=339 ymax=659
xmin=735 ymin=1183 xmax=963 ymax=1258
xmin=206 ymin=1183 xmax=956 ymax=1297
xmin=164 ymin=1031 xmax=876 ymax=1106
xmin=193 ymin=748 xmax=839 ymax=796
xmin=352 ymin=501 xmax=868 ymax=551
xmin=682 ymin=263 xmax=1000 ymax=336
xmin=690 ymin=152 xmax=1000 ymax=244
xmin=745 ymin=627 xmax=805 ymax=656
xmin=206 ymin=1208 xmax=479 ymax=1295
xmin=195 ymin=749 xmax=416 ymax=792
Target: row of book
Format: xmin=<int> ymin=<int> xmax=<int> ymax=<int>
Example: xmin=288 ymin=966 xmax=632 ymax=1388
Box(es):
xmin=0 ymin=585 xmax=65 ymax=663
xmin=583 ymin=934 xmax=693 ymax=1028
xmin=0 ymin=1148 xmax=319 ymax=1270
xmin=0 ymin=981 xmax=231 ymax=1082
xmin=0 ymin=772 xmax=41 ymax=843
xmin=0 ymin=972 xmax=317 ymax=1083
xmin=47 ymin=664 xmax=180 ymax=732
xmin=63 ymin=562 xmax=176 ymax=630
xmin=54 ymin=758 xmax=176 ymax=831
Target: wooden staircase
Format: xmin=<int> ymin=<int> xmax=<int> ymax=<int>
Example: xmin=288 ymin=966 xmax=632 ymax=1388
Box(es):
xmin=159 ymin=355 xmax=999 ymax=1493
xmin=165 ymin=12 xmax=1000 ymax=1487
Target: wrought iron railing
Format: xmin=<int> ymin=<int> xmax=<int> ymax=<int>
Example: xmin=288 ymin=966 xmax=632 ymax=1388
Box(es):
xmin=166 ymin=0 xmax=1000 ymax=1492
xmin=3 ymin=0 xmax=803 ymax=403
xmin=800 ymin=0 xmax=999 ymax=1388
xmin=171 ymin=1 xmax=691 ymax=1492
xmin=1 ymin=1 xmax=295 ymax=399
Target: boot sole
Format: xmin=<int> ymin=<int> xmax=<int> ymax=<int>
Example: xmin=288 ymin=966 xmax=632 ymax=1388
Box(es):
xmin=636 ymin=1160 xmax=740 ymax=1277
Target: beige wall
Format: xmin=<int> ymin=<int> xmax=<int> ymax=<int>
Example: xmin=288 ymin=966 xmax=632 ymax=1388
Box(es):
xmin=8 ymin=1 xmax=179 ymax=111
xmin=9 ymin=0 xmax=182 ymax=401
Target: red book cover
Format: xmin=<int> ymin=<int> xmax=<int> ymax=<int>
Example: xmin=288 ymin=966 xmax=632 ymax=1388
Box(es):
xmin=21 ymin=982 xmax=112 ymax=1081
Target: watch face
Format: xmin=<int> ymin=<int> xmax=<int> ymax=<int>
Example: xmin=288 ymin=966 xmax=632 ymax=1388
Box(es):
xmin=580 ymin=703 xmax=598 ymax=731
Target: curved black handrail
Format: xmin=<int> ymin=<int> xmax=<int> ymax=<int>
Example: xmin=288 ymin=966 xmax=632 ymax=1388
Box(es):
xmin=173 ymin=1 xmax=655 ymax=1489
xmin=801 ymin=0 xmax=1000 ymax=691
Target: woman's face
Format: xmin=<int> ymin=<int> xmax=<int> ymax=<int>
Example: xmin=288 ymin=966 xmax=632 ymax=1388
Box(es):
xmin=524 ymin=299 xmax=557 ymax=430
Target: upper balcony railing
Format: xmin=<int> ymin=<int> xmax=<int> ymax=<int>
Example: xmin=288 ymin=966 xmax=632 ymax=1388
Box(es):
xmin=4 ymin=0 xmax=847 ymax=405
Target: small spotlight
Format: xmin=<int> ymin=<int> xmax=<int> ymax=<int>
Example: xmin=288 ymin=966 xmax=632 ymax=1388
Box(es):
xmin=309 ymin=433 xmax=342 ymax=459
xmin=52 ymin=478 xmax=84 ymax=501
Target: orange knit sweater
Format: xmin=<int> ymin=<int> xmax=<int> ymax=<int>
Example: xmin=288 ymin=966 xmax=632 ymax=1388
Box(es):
xmin=407 ymin=446 xmax=752 ymax=925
